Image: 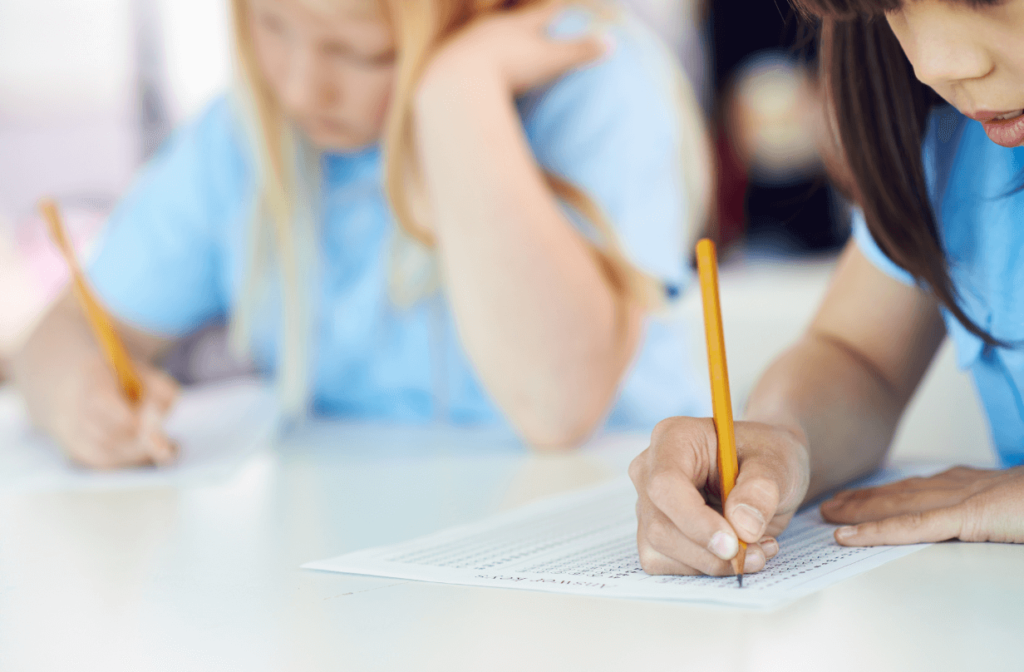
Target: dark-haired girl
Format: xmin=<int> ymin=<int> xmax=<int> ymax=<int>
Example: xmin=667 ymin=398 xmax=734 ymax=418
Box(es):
xmin=629 ymin=0 xmax=1024 ymax=576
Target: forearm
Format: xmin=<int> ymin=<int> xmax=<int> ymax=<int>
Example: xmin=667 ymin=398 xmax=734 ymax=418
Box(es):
xmin=13 ymin=291 xmax=169 ymax=430
xmin=14 ymin=293 xmax=104 ymax=429
xmin=414 ymin=61 xmax=639 ymax=447
xmin=744 ymin=333 xmax=906 ymax=501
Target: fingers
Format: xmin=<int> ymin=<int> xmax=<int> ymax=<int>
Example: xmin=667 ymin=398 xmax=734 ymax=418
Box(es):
xmin=138 ymin=365 xmax=180 ymax=465
xmin=834 ymin=506 xmax=964 ymax=546
xmin=725 ymin=459 xmax=782 ymax=544
xmin=820 ymin=467 xmax=996 ymax=524
xmin=637 ymin=493 xmax=736 ymax=575
xmin=523 ymin=0 xmax=610 ymax=69
xmin=646 ymin=464 xmax=747 ymax=561
xmin=821 ymin=487 xmax=969 ymax=525
xmin=60 ymin=363 xmax=179 ymax=469
xmin=142 ymin=366 xmax=179 ymax=413
xmin=631 ymin=417 xmax=791 ymax=578
xmin=518 ymin=0 xmax=570 ymax=27
xmin=634 ymin=419 xmax=746 ymax=561
xmin=637 ymin=498 xmax=778 ymax=576
xmin=547 ymin=33 xmax=608 ymax=70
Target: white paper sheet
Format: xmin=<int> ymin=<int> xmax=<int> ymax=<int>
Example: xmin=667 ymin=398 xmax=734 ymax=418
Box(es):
xmin=0 ymin=378 xmax=278 ymax=492
xmin=305 ymin=466 xmax=940 ymax=610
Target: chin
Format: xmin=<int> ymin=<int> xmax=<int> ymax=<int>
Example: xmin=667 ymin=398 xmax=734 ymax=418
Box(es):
xmin=304 ymin=127 xmax=378 ymax=153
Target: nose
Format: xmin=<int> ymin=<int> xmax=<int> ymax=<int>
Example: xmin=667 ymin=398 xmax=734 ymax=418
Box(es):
xmin=280 ymin=47 xmax=328 ymax=115
xmin=891 ymin=9 xmax=993 ymax=88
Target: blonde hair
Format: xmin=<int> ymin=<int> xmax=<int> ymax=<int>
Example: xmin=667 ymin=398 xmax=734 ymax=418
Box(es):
xmin=229 ymin=0 xmax=709 ymax=417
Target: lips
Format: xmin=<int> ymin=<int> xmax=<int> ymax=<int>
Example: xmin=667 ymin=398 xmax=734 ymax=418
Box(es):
xmin=981 ymin=113 xmax=1024 ymax=148
xmin=966 ymin=109 xmax=1024 ymax=148
xmin=968 ymin=109 xmax=1024 ymax=123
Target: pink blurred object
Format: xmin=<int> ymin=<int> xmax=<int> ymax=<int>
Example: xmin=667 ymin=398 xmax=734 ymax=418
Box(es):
xmin=0 ymin=206 xmax=110 ymax=373
xmin=14 ymin=206 xmax=109 ymax=303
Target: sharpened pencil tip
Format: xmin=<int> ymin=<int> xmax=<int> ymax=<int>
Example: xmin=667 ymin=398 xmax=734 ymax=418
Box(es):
xmin=737 ymin=574 xmax=743 ymax=588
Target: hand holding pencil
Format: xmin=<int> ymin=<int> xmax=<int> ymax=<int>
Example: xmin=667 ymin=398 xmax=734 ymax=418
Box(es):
xmin=22 ymin=200 xmax=180 ymax=469
xmin=629 ymin=239 xmax=808 ymax=580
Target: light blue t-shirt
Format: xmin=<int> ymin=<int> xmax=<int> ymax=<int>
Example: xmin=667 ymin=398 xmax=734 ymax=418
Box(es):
xmin=88 ymin=13 xmax=709 ymax=430
xmin=852 ymin=106 xmax=1024 ymax=466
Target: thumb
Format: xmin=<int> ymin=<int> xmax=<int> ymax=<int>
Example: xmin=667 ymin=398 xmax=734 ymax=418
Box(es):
xmin=546 ymin=32 xmax=611 ymax=72
xmin=138 ymin=397 xmax=178 ymax=466
xmin=140 ymin=366 xmax=179 ymax=413
xmin=724 ymin=457 xmax=783 ymax=544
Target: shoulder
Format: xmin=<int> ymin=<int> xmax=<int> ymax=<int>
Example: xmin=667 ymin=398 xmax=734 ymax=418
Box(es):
xmin=121 ymin=93 xmax=253 ymax=229
xmin=105 ymin=93 xmax=254 ymax=248
xmin=152 ymin=94 xmax=251 ymax=186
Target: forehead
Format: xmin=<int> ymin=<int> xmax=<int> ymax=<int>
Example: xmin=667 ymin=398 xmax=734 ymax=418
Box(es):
xmin=250 ymin=0 xmax=387 ymax=24
xmin=296 ymin=0 xmax=382 ymax=19
xmin=249 ymin=0 xmax=392 ymax=46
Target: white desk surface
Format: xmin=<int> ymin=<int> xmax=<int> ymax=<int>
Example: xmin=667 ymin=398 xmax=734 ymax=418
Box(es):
xmin=0 ymin=420 xmax=1021 ymax=672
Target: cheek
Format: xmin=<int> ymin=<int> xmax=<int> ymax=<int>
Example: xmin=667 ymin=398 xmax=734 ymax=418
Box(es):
xmin=346 ymin=69 xmax=395 ymax=129
xmin=251 ymin=30 xmax=290 ymax=95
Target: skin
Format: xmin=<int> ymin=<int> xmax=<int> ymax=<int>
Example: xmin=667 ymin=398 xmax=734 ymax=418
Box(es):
xmin=630 ymin=0 xmax=1024 ymax=576
xmin=14 ymin=0 xmax=644 ymax=467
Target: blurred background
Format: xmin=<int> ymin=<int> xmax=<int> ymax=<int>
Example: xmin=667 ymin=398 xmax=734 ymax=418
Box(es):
xmin=0 ymin=0 xmax=850 ymax=378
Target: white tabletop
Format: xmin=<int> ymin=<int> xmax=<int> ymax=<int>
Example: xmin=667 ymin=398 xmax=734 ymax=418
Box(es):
xmin=1 ymin=259 xmax=1013 ymax=671
xmin=0 ymin=420 xmax=1021 ymax=672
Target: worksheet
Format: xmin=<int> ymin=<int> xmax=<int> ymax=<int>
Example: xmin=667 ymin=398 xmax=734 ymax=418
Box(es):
xmin=0 ymin=377 xmax=278 ymax=492
xmin=305 ymin=467 xmax=938 ymax=610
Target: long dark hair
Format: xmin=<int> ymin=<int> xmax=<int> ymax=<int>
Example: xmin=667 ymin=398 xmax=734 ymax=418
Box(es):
xmin=794 ymin=0 xmax=1002 ymax=345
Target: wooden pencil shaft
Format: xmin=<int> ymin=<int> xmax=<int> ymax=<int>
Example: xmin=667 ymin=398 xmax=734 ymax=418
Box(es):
xmin=695 ymin=240 xmax=738 ymax=497
xmin=696 ymin=239 xmax=746 ymax=581
xmin=39 ymin=199 xmax=144 ymax=404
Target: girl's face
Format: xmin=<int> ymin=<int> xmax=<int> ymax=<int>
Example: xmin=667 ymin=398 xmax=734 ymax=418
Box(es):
xmin=885 ymin=0 xmax=1024 ymax=147
xmin=248 ymin=0 xmax=396 ymax=151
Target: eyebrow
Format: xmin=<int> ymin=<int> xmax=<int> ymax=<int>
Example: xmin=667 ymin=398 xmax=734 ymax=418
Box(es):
xmin=321 ymin=39 xmax=395 ymax=61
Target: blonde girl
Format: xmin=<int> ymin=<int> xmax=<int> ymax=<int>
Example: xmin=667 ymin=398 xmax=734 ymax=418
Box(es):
xmin=15 ymin=0 xmax=711 ymax=468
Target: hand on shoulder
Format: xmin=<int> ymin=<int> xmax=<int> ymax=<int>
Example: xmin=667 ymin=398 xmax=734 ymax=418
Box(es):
xmin=419 ymin=2 xmax=609 ymax=98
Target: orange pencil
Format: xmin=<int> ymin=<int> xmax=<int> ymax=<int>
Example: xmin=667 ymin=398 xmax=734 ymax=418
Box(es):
xmin=38 ymin=199 xmax=144 ymax=404
xmin=695 ymin=238 xmax=746 ymax=587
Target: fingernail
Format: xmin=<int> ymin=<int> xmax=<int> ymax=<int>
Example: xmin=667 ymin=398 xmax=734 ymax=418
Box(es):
xmin=731 ymin=504 xmax=765 ymax=539
xmin=155 ymin=443 xmax=175 ymax=466
xmin=708 ymin=531 xmax=739 ymax=560
xmin=759 ymin=537 xmax=779 ymax=557
xmin=836 ymin=526 xmax=857 ymax=540
xmin=600 ymin=32 xmax=617 ymax=55
xmin=743 ymin=548 xmax=765 ymax=573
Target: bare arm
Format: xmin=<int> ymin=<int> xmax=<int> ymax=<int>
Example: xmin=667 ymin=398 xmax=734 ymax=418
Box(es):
xmin=413 ymin=7 xmax=643 ymax=448
xmin=746 ymin=242 xmax=946 ymax=500
xmin=13 ymin=289 xmax=180 ymax=468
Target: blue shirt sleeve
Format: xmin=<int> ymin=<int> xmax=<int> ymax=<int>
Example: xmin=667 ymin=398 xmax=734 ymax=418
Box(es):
xmin=851 ymin=209 xmax=917 ymax=287
xmin=87 ymin=97 xmax=249 ymax=337
xmin=518 ymin=11 xmax=692 ymax=292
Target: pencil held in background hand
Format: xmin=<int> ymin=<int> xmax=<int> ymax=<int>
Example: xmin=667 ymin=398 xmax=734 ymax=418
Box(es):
xmin=38 ymin=199 xmax=144 ymax=404
xmin=695 ymin=238 xmax=747 ymax=587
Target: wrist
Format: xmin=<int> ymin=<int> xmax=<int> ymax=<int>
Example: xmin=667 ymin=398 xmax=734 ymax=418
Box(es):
xmin=416 ymin=42 xmax=506 ymax=111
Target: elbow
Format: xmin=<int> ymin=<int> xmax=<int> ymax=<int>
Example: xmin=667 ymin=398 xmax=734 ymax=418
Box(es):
xmin=511 ymin=399 xmax=608 ymax=451
xmin=520 ymin=421 xmax=598 ymax=452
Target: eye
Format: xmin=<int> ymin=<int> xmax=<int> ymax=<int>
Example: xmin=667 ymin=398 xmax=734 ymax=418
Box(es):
xmin=363 ymin=50 xmax=397 ymax=68
xmin=258 ymin=10 xmax=287 ymax=35
xmin=322 ymin=42 xmax=396 ymax=68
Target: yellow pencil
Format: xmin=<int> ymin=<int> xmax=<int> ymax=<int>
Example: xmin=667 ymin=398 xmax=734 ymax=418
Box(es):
xmin=695 ymin=238 xmax=746 ymax=587
xmin=39 ymin=199 xmax=144 ymax=404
